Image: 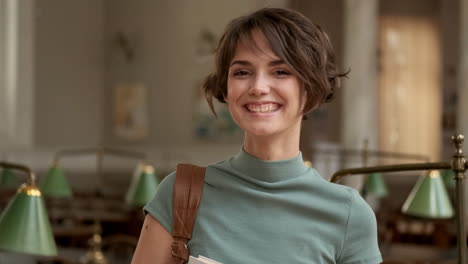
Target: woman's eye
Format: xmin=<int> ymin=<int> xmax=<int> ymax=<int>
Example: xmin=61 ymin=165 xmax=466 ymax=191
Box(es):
xmin=274 ymin=69 xmax=290 ymax=76
xmin=233 ymin=70 xmax=250 ymax=76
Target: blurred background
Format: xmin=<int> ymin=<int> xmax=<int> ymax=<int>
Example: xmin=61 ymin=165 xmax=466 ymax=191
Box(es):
xmin=0 ymin=0 xmax=467 ymax=263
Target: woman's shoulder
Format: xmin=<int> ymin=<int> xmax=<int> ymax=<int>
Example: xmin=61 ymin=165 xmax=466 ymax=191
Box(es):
xmin=310 ymin=169 xmax=355 ymax=192
xmin=306 ymin=170 xmax=372 ymax=210
xmin=158 ymin=170 xmax=177 ymax=190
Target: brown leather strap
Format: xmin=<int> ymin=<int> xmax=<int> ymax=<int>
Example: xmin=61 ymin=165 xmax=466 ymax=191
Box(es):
xmin=171 ymin=164 xmax=206 ymax=264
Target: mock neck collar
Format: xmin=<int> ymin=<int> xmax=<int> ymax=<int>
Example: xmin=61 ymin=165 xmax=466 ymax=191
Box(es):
xmin=229 ymin=148 xmax=309 ymax=183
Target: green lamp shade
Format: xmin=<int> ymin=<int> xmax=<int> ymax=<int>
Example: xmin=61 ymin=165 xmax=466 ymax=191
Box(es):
xmin=40 ymin=165 xmax=72 ymax=198
xmin=441 ymin=169 xmax=455 ymax=189
xmin=402 ymin=170 xmax=454 ymax=219
xmin=0 ymin=184 xmax=57 ymax=256
xmin=126 ymin=164 xmax=158 ymax=207
xmin=364 ymin=173 xmax=388 ymax=198
xmin=1 ymin=168 xmax=20 ymax=188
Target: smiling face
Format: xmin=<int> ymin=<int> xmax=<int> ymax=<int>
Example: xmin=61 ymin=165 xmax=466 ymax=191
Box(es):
xmin=225 ymin=31 xmax=305 ymax=140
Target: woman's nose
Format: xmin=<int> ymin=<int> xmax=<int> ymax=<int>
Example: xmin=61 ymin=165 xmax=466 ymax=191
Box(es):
xmin=248 ymin=74 xmax=271 ymax=96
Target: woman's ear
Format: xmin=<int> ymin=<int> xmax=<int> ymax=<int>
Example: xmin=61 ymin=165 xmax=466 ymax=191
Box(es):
xmin=300 ymin=87 xmax=307 ymax=110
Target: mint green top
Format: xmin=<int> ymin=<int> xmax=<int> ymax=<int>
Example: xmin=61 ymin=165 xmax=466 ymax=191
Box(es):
xmin=144 ymin=150 xmax=382 ymax=264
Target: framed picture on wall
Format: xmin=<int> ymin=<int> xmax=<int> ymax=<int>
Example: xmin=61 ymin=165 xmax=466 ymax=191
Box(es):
xmin=112 ymin=82 xmax=149 ymax=141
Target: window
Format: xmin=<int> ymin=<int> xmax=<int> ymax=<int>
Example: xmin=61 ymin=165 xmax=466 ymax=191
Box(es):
xmin=378 ymin=15 xmax=441 ymax=161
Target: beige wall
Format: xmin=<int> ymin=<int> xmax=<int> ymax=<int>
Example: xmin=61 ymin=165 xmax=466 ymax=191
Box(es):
xmin=34 ymin=0 xmax=105 ymax=147
xmin=441 ymin=0 xmax=461 ymax=158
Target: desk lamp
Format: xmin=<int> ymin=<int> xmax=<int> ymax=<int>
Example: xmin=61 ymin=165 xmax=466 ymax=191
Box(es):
xmin=0 ymin=161 xmax=57 ymax=256
xmin=331 ymin=134 xmax=466 ymax=264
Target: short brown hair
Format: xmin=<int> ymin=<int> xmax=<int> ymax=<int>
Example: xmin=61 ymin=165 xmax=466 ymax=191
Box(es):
xmin=203 ymin=7 xmax=347 ymax=116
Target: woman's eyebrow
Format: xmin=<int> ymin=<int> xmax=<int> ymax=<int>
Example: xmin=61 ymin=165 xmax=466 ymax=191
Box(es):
xmin=269 ymin=59 xmax=285 ymax=66
xmin=230 ymin=60 xmax=251 ymax=67
xmin=230 ymin=59 xmax=285 ymax=67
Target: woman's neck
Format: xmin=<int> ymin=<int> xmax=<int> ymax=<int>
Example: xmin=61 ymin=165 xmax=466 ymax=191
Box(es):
xmin=243 ymin=133 xmax=301 ymax=161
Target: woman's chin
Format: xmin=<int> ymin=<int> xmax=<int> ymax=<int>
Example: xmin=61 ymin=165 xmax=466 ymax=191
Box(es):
xmin=244 ymin=127 xmax=278 ymax=137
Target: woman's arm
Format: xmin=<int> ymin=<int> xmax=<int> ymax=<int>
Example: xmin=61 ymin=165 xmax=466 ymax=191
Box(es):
xmin=131 ymin=214 xmax=173 ymax=264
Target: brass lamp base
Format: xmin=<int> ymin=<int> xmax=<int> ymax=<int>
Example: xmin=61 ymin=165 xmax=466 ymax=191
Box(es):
xmin=80 ymin=223 xmax=108 ymax=264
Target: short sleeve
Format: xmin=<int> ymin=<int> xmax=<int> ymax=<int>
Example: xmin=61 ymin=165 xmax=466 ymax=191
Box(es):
xmin=143 ymin=171 xmax=176 ymax=234
xmin=337 ymin=190 xmax=382 ymax=264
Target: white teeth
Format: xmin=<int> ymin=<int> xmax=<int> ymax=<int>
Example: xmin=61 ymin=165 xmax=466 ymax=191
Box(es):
xmin=246 ymin=103 xmax=279 ymax=113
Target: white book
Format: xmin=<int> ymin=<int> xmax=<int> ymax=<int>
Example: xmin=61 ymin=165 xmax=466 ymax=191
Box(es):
xmin=188 ymin=255 xmax=223 ymax=264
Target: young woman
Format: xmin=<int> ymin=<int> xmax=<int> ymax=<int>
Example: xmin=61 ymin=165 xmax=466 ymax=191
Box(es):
xmin=132 ymin=7 xmax=382 ymax=264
